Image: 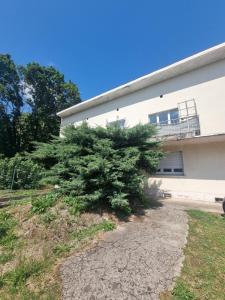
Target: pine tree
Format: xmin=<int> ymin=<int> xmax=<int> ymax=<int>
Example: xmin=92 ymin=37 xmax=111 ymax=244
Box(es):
xmin=33 ymin=123 xmax=163 ymax=214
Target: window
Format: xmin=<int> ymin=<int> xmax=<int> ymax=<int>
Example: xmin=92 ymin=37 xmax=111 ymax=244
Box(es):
xmin=108 ymin=119 xmax=125 ymax=128
xmin=159 ymin=111 xmax=168 ymax=124
xmin=169 ymin=109 xmax=179 ymax=124
xmin=149 ymin=108 xmax=179 ymax=125
xmin=149 ymin=114 xmax=157 ymax=124
xmin=156 ymin=151 xmax=184 ymax=175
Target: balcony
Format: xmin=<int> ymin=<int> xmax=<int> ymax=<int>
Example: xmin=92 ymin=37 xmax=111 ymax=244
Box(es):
xmin=155 ymin=115 xmax=200 ymax=139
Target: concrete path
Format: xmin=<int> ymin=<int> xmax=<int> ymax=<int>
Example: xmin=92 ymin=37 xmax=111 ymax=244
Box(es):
xmin=61 ymin=203 xmax=188 ymax=300
xmin=162 ymin=197 xmax=223 ymax=214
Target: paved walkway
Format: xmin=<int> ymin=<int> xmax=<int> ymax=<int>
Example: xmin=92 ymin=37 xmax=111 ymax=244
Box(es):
xmin=61 ymin=203 xmax=188 ymax=300
xmin=162 ymin=197 xmax=223 ymax=214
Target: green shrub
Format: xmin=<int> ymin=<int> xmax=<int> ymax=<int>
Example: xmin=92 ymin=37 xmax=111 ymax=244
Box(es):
xmin=33 ymin=123 xmax=163 ymax=214
xmin=0 ymin=154 xmax=42 ymax=189
xmin=31 ymin=193 xmax=58 ymax=214
xmin=101 ymin=220 xmax=116 ymax=231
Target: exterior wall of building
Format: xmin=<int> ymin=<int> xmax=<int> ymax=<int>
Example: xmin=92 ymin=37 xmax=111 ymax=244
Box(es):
xmin=60 ymin=58 xmax=225 ymax=203
xmin=61 ymin=59 xmax=225 ymax=137
xmin=149 ymin=141 xmax=225 ymax=202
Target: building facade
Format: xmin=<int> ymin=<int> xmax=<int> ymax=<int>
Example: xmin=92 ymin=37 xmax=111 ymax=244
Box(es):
xmin=58 ymin=43 xmax=225 ymax=203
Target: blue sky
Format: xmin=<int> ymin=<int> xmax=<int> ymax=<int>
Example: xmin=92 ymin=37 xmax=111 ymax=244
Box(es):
xmin=1 ymin=0 xmax=225 ymax=100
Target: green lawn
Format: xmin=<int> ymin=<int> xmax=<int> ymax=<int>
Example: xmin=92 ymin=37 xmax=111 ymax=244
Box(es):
xmin=162 ymin=210 xmax=225 ymax=300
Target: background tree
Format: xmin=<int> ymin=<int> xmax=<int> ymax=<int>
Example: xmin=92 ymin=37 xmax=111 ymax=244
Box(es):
xmin=0 ymin=54 xmax=23 ymax=156
xmin=0 ymin=56 xmax=81 ymax=156
xmin=21 ymin=63 xmax=81 ymax=145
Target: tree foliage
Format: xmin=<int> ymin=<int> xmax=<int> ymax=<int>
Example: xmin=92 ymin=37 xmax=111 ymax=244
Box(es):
xmin=0 ymin=55 xmax=81 ymax=157
xmin=21 ymin=63 xmax=81 ymax=144
xmin=0 ymin=154 xmax=42 ymax=189
xmin=33 ymin=123 xmax=163 ymax=214
xmin=0 ymin=54 xmax=23 ymax=156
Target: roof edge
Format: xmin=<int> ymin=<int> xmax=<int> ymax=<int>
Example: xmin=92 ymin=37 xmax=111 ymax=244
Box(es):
xmin=57 ymin=42 xmax=225 ymax=118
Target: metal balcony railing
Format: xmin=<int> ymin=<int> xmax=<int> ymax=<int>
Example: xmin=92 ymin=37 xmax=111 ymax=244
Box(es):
xmin=155 ymin=115 xmax=200 ymax=138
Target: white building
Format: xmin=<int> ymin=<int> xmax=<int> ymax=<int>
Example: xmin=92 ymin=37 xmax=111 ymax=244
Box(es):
xmin=58 ymin=43 xmax=225 ymax=203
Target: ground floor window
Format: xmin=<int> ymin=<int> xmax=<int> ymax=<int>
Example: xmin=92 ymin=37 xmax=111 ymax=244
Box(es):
xmin=156 ymin=151 xmax=184 ymax=175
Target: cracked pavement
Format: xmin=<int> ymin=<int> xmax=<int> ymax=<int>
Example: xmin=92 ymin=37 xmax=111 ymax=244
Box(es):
xmin=61 ymin=203 xmax=188 ymax=300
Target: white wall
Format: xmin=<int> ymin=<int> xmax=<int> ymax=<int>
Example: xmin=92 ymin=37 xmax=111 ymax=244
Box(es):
xmin=61 ymin=59 xmax=225 ymax=137
xmin=149 ymin=141 xmax=225 ymax=202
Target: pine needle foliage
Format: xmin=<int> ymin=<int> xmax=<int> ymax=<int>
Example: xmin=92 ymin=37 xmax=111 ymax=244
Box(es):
xmin=33 ymin=123 xmax=163 ymax=214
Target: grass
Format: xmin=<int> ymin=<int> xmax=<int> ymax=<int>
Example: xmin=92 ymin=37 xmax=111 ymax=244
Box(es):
xmin=161 ymin=210 xmax=225 ymax=300
xmin=53 ymin=220 xmax=115 ymax=257
xmin=0 ymin=257 xmax=56 ymax=299
xmin=0 ymin=210 xmax=18 ymax=266
xmin=72 ymin=220 xmax=115 ymax=241
xmin=0 ymin=188 xmax=52 ymax=209
xmin=0 ymin=189 xmax=48 ymax=198
xmin=41 ymin=211 xmax=57 ymax=224
xmin=0 ymin=193 xmax=116 ymax=299
xmin=1 ymin=259 xmax=45 ymax=291
xmin=2 ymin=197 xmax=225 ymax=300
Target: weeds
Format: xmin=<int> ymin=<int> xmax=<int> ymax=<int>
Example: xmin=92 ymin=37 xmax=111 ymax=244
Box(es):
xmin=53 ymin=243 xmax=71 ymax=256
xmin=0 ymin=251 xmax=14 ymax=264
xmin=8 ymin=260 xmax=44 ymax=289
xmin=41 ymin=211 xmax=57 ymax=224
xmin=53 ymin=220 xmax=115 ymax=257
xmin=73 ymin=220 xmax=115 ymax=241
xmin=0 ymin=199 xmax=117 ymax=299
xmin=172 ymin=281 xmax=196 ymax=300
xmin=0 ymin=211 xmax=17 ymax=243
xmin=0 ymin=258 xmax=47 ymax=296
xmin=0 ymin=211 xmax=17 ymax=265
xmin=31 ymin=193 xmax=58 ymax=214
xmin=64 ymin=195 xmax=88 ymax=215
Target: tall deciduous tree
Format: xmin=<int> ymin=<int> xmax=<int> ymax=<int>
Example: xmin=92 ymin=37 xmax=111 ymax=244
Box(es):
xmin=0 ymin=56 xmax=81 ymax=156
xmin=22 ymin=63 xmax=81 ymax=144
xmin=0 ymin=54 xmax=23 ymax=156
